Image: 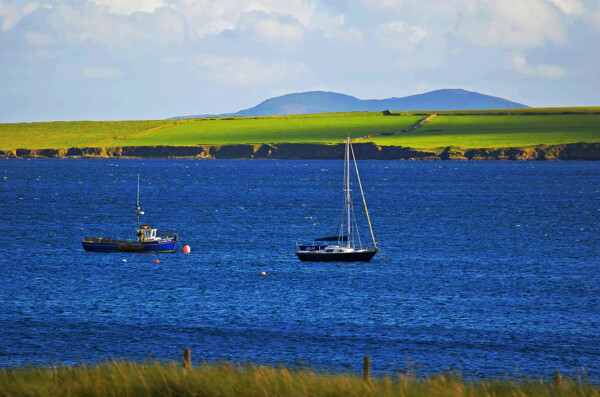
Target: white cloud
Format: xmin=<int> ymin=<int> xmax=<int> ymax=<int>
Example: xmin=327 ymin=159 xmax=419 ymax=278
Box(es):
xmin=459 ymin=0 xmax=566 ymax=48
xmin=511 ymin=54 xmax=567 ymax=79
xmin=321 ymin=14 xmax=363 ymax=43
xmin=46 ymin=3 xmax=185 ymax=48
xmin=536 ymin=64 xmax=568 ymax=79
xmin=22 ymin=2 xmax=38 ymax=13
xmin=191 ymin=55 xmax=308 ymax=86
xmin=369 ymin=0 xmax=584 ymax=16
xmin=366 ymin=0 xmax=573 ymax=49
xmin=172 ymin=0 xmax=358 ymax=44
xmin=548 ymin=0 xmax=583 ymax=15
xmin=236 ymin=10 xmax=360 ymax=46
xmin=376 ymin=21 xmax=429 ymax=51
xmin=366 ymin=0 xmax=406 ymax=8
xmin=90 ymin=0 xmax=166 ymax=15
xmin=236 ymin=12 xmax=305 ymax=44
xmin=588 ymin=4 xmax=600 ymax=30
xmin=25 ymin=31 xmax=52 ymax=46
xmin=153 ymin=7 xmax=186 ymax=42
xmin=172 ymin=0 xmax=315 ymax=39
xmin=164 ymin=55 xmax=184 ymax=64
xmin=6 ymin=0 xmax=360 ymax=49
xmin=1 ymin=0 xmax=598 ymax=123
xmin=0 ymin=1 xmax=40 ymax=31
xmin=253 ymin=18 xmax=305 ymax=43
xmin=81 ymin=67 xmax=123 ymax=80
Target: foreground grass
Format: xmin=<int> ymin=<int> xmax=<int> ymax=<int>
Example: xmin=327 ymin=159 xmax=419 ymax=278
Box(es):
xmin=367 ymin=114 xmax=600 ymax=149
xmin=0 ymin=361 xmax=598 ymax=397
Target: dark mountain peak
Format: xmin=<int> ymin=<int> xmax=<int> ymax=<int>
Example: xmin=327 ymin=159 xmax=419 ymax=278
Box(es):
xmin=171 ymin=89 xmax=528 ymax=119
xmin=264 ymin=91 xmax=357 ymax=100
xmin=259 ymin=91 xmax=361 ymax=104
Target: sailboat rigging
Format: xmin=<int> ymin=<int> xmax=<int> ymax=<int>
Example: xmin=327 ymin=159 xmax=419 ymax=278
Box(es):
xmin=296 ymin=133 xmax=379 ymax=262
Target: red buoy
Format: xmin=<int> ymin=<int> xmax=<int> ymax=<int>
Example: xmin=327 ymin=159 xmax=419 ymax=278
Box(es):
xmin=154 ymin=259 xmax=160 ymax=263
xmin=183 ymin=245 xmax=191 ymax=254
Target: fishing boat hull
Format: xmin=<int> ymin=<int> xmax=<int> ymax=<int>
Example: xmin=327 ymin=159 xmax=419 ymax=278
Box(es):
xmin=82 ymin=236 xmax=178 ymax=253
xmin=296 ymin=249 xmax=377 ymax=262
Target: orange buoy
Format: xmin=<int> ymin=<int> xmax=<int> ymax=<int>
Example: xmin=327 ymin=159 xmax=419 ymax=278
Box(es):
xmin=183 ymin=245 xmax=191 ymax=254
xmin=154 ymin=259 xmax=160 ymax=263
xmin=261 ymin=271 xmax=266 ymax=276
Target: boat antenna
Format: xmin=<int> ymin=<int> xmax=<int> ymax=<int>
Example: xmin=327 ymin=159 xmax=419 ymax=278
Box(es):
xmin=136 ymin=174 xmax=140 ymax=229
xmin=350 ymin=137 xmax=377 ymax=250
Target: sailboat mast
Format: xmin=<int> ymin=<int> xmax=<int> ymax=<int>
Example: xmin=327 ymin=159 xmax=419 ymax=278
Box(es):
xmin=346 ymin=133 xmax=351 ymax=248
xmin=136 ymin=174 xmax=140 ymax=229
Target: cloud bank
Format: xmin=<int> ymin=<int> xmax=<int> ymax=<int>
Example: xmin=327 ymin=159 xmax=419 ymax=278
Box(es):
xmin=0 ymin=0 xmax=598 ymax=122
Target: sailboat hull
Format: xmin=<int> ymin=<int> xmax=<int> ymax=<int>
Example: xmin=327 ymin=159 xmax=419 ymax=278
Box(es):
xmin=296 ymin=249 xmax=377 ymax=262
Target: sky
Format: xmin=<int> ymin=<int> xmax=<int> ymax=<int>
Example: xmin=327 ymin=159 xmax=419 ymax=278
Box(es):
xmin=0 ymin=0 xmax=599 ymax=123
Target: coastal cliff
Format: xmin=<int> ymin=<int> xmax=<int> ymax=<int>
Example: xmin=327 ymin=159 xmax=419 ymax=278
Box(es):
xmin=2 ymin=142 xmax=600 ymax=160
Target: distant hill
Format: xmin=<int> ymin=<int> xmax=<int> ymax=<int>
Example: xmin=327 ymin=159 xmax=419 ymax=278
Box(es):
xmin=172 ymin=89 xmax=528 ymax=119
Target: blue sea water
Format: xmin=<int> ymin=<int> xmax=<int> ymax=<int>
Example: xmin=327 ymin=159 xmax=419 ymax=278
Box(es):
xmin=0 ymin=159 xmax=599 ymax=380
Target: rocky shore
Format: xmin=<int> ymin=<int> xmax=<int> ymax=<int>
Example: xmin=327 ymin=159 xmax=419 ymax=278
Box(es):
xmin=2 ymin=142 xmax=600 ymax=160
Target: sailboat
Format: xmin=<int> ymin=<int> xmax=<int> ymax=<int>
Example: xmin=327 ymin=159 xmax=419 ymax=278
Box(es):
xmin=82 ymin=175 xmax=178 ymax=253
xmin=296 ymin=133 xmax=379 ymax=262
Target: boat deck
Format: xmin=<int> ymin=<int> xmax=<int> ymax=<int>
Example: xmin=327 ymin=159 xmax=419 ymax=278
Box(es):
xmin=82 ymin=237 xmax=127 ymax=244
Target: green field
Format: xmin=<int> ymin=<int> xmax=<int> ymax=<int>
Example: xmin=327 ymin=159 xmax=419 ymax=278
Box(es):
xmin=366 ymin=114 xmax=600 ymax=149
xmin=0 ymin=120 xmax=175 ymax=150
xmin=114 ymin=113 xmax=423 ymax=146
xmin=0 ymin=113 xmax=422 ymax=150
xmin=1 ymin=361 xmax=596 ymax=397
xmin=388 ymin=106 xmax=600 ymax=116
xmin=1 ymin=108 xmax=599 ymax=151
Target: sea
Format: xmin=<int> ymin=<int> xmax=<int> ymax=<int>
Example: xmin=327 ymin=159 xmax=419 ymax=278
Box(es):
xmin=1 ymin=159 xmax=599 ymax=381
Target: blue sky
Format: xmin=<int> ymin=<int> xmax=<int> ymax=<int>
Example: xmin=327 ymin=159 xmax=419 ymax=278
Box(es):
xmin=0 ymin=0 xmax=599 ymax=122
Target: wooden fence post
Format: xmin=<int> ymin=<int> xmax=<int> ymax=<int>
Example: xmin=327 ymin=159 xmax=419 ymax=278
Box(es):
xmin=183 ymin=348 xmax=191 ymax=369
xmin=554 ymin=369 xmax=562 ymax=385
xmin=363 ymin=356 xmax=370 ymax=381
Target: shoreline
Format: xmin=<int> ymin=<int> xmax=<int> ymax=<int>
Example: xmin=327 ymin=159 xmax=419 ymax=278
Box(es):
xmin=2 ymin=141 xmax=600 ymax=160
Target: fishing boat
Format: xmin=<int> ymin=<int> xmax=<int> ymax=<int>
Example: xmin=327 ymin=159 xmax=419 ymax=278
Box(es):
xmin=296 ymin=133 xmax=379 ymax=262
xmin=82 ymin=176 xmax=178 ymax=253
